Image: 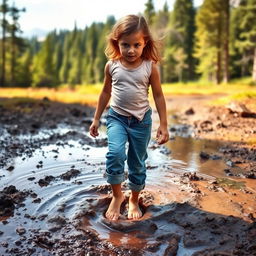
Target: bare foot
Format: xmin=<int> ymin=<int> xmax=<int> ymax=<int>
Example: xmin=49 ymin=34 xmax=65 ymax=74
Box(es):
xmin=128 ymin=197 xmax=142 ymax=220
xmin=105 ymin=194 xmax=125 ymax=221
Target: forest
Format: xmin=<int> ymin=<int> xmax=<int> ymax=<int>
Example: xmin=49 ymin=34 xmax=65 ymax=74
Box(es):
xmin=0 ymin=0 xmax=256 ymax=87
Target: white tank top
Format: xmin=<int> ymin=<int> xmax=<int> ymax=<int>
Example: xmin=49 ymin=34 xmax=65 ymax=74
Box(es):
xmin=108 ymin=59 xmax=152 ymax=121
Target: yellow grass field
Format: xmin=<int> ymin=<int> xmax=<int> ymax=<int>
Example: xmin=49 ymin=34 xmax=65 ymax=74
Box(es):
xmin=0 ymin=81 xmax=256 ymax=109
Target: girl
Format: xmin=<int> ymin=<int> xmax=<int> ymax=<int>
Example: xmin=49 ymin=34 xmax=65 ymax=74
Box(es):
xmin=89 ymin=14 xmax=169 ymax=221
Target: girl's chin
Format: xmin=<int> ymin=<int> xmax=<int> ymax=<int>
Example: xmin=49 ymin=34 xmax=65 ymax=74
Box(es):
xmin=126 ymin=57 xmax=137 ymax=62
xmin=127 ymin=56 xmax=136 ymax=59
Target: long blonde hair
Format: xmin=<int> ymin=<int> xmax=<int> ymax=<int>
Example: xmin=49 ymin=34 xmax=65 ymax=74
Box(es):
xmin=105 ymin=15 xmax=161 ymax=63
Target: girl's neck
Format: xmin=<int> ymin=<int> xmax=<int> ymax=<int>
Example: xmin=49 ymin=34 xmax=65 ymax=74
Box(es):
xmin=119 ymin=57 xmax=143 ymax=69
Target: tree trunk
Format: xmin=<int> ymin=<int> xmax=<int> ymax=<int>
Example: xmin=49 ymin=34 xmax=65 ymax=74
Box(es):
xmin=11 ymin=30 xmax=15 ymax=85
xmin=223 ymin=0 xmax=230 ymax=83
xmin=253 ymin=47 xmax=256 ymax=82
xmin=179 ymin=69 xmax=182 ymax=82
xmin=216 ymin=15 xmax=222 ymax=84
xmin=1 ymin=0 xmax=7 ymax=87
xmin=241 ymin=52 xmax=246 ymax=77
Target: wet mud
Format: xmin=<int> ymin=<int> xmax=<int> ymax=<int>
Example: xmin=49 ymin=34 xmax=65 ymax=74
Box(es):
xmin=167 ymin=95 xmax=256 ymax=174
xmin=0 ymin=96 xmax=256 ymax=255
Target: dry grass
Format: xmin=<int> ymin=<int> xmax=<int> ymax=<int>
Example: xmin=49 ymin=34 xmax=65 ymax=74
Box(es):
xmin=1 ymin=80 xmax=256 ymax=108
xmin=0 ymin=87 xmax=100 ymax=106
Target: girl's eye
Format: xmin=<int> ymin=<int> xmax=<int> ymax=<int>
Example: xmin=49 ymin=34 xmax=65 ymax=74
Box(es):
xmin=135 ymin=43 xmax=141 ymax=48
xmin=121 ymin=43 xmax=129 ymax=48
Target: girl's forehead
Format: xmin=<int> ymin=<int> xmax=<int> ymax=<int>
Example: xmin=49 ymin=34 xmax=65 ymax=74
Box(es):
xmin=119 ymin=31 xmax=145 ymax=41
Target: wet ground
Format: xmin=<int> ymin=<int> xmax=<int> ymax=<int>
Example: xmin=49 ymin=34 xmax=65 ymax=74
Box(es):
xmin=0 ymin=96 xmax=256 ymax=255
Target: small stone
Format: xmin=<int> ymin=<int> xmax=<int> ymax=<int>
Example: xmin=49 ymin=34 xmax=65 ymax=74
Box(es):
xmin=200 ymin=151 xmax=210 ymax=160
xmin=16 ymin=227 xmax=26 ymax=235
xmin=226 ymin=160 xmax=235 ymax=167
xmin=6 ymin=166 xmax=14 ymax=171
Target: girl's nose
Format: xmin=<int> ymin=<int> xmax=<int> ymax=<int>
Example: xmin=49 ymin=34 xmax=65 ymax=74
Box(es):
xmin=128 ymin=47 xmax=134 ymax=54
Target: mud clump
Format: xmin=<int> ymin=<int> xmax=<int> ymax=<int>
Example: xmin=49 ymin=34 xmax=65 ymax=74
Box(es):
xmin=0 ymin=193 xmax=15 ymax=216
xmin=0 ymin=186 xmax=32 ymax=217
xmin=181 ymin=172 xmax=203 ymax=181
xmin=60 ymin=168 xmax=81 ymax=180
xmin=38 ymin=175 xmax=55 ymax=186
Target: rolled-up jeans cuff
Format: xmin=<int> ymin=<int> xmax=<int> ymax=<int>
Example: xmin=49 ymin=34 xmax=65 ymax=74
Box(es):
xmin=128 ymin=180 xmax=145 ymax=192
xmin=105 ymin=171 xmax=126 ymax=184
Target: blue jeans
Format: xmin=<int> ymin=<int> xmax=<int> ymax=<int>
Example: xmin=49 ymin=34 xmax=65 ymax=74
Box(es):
xmin=105 ymin=107 xmax=152 ymax=192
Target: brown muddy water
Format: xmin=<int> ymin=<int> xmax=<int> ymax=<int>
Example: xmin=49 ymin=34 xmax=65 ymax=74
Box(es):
xmin=0 ymin=109 xmax=255 ymax=255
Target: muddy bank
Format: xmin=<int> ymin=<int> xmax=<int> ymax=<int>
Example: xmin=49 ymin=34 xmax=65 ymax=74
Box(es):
xmin=166 ymin=95 xmax=256 ymax=174
xmin=0 ymin=96 xmax=256 ymax=255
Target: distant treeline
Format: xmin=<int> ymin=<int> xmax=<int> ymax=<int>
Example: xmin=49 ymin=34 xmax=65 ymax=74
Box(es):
xmin=0 ymin=0 xmax=256 ymax=87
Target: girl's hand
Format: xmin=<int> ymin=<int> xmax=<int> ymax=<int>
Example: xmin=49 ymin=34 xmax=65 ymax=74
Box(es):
xmin=156 ymin=125 xmax=169 ymax=145
xmin=89 ymin=120 xmax=100 ymax=137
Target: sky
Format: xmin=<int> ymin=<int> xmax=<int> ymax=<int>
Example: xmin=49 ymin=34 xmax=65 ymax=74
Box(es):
xmin=15 ymin=0 xmax=203 ymax=38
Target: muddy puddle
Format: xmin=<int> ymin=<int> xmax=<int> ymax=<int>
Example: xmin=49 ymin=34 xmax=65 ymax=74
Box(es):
xmin=0 ymin=109 xmax=256 ymax=255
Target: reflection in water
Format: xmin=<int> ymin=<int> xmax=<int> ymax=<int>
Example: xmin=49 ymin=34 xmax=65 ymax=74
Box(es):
xmin=165 ymin=136 xmax=228 ymax=177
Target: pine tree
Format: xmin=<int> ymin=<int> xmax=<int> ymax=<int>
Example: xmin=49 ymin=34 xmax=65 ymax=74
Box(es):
xmin=32 ymin=31 xmax=59 ymax=86
xmin=152 ymin=2 xmax=170 ymax=81
xmin=52 ymin=41 xmax=62 ymax=84
xmin=230 ymin=0 xmax=247 ymax=77
xmin=194 ymin=0 xmax=229 ymax=83
xmin=9 ymin=2 xmax=25 ymax=85
xmin=83 ymin=23 xmax=101 ymax=84
xmin=95 ymin=16 xmax=115 ymax=83
xmin=0 ymin=0 xmax=10 ymax=86
xmin=163 ymin=0 xmax=195 ymax=82
xmin=16 ymin=47 xmax=32 ymax=86
xmin=236 ymin=0 xmax=256 ymax=81
xmin=153 ymin=1 xmax=169 ymax=38
xmin=173 ymin=47 xmax=188 ymax=82
xmin=174 ymin=0 xmax=195 ymax=80
xmin=223 ymin=0 xmax=230 ymax=83
xmin=59 ymin=32 xmax=72 ymax=84
xmin=144 ymin=0 xmax=155 ymax=25
xmin=68 ymin=30 xmax=83 ymax=86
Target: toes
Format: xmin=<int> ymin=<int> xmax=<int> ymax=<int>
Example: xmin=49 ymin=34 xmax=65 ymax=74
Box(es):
xmin=106 ymin=211 xmax=119 ymax=221
xmin=112 ymin=214 xmax=119 ymax=221
xmin=135 ymin=214 xmax=140 ymax=220
xmin=106 ymin=211 xmax=113 ymax=220
xmin=134 ymin=212 xmax=141 ymax=220
xmin=105 ymin=212 xmax=111 ymax=219
xmin=128 ymin=209 xmax=142 ymax=220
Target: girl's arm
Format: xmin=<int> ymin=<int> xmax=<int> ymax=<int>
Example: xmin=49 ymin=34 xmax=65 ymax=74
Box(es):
xmin=89 ymin=62 xmax=112 ymax=137
xmin=150 ymin=62 xmax=169 ymax=144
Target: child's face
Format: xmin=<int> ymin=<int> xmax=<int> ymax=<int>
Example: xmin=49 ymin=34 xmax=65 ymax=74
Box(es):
xmin=118 ymin=31 xmax=146 ymax=64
